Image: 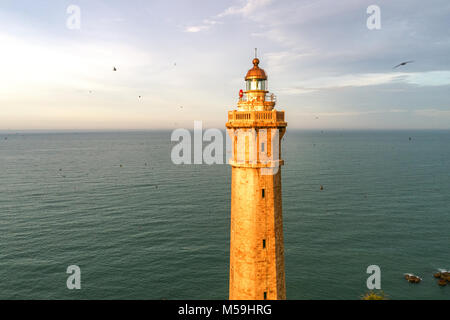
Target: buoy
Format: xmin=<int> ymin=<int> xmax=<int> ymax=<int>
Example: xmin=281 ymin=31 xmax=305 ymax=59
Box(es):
xmin=320 ymin=185 xmax=324 ymax=191
xmin=438 ymin=279 xmax=447 ymax=286
xmin=406 ymin=274 xmax=421 ymax=283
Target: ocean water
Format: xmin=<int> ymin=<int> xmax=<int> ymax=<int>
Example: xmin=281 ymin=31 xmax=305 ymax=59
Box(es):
xmin=0 ymin=130 xmax=449 ymax=300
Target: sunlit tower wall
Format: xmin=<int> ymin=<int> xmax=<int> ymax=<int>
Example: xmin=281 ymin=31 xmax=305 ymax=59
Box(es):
xmin=226 ymin=57 xmax=287 ymax=300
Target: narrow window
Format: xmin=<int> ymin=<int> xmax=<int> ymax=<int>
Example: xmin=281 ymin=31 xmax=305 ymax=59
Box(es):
xmin=263 ymin=239 xmax=266 ymax=248
xmin=263 ymin=292 xmax=267 ymax=300
xmin=261 ymin=142 xmax=265 ymax=152
xmin=262 ymin=189 xmax=265 ymax=198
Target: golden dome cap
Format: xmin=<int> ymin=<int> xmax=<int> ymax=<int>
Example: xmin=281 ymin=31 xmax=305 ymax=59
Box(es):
xmin=245 ymin=58 xmax=267 ymax=80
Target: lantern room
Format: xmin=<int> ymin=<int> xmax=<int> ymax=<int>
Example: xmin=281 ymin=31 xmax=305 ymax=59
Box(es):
xmin=245 ymin=58 xmax=267 ymax=92
xmin=237 ymin=56 xmax=276 ymax=111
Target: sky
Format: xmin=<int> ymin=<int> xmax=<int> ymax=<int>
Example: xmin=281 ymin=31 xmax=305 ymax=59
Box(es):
xmin=0 ymin=0 xmax=449 ymax=130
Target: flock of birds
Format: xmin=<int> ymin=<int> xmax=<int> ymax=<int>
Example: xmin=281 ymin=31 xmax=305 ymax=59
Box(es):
xmin=404 ymin=269 xmax=450 ymax=287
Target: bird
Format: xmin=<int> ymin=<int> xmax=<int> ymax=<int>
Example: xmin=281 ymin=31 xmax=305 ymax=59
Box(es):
xmin=139 ymin=96 xmax=142 ymax=99
xmin=113 ymin=67 xmax=117 ymax=71
xmin=393 ymin=61 xmax=414 ymax=69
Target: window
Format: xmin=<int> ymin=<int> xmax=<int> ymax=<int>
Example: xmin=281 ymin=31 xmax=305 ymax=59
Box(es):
xmin=263 ymin=239 xmax=266 ymax=248
xmin=261 ymin=142 xmax=265 ymax=152
xmin=262 ymin=189 xmax=265 ymax=198
xmin=246 ymin=79 xmax=266 ymax=91
xmin=264 ymin=292 xmax=267 ymax=300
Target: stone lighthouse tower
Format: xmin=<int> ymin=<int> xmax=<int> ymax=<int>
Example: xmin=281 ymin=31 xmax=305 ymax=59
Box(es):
xmin=226 ymin=55 xmax=287 ymax=300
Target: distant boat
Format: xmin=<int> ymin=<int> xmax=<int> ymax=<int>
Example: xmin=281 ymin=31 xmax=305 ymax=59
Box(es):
xmin=404 ymin=273 xmax=421 ymax=283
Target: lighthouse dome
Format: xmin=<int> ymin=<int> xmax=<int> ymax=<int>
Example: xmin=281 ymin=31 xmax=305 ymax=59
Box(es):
xmin=245 ymin=58 xmax=267 ymax=80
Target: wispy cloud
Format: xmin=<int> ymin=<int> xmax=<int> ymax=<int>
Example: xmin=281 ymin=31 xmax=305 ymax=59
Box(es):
xmin=414 ymin=108 xmax=450 ymax=117
xmin=184 ymin=19 xmax=221 ymax=33
xmin=294 ymin=109 xmax=409 ymax=117
xmin=184 ymin=25 xmax=209 ymax=33
xmin=217 ymin=0 xmax=272 ymax=18
xmin=406 ymin=71 xmax=450 ymax=86
xmin=278 ymin=71 xmax=450 ymax=96
xmin=184 ymin=0 xmax=271 ymax=33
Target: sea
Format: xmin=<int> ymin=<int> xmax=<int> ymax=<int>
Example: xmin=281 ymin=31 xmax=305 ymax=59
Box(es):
xmin=0 ymin=130 xmax=449 ymax=300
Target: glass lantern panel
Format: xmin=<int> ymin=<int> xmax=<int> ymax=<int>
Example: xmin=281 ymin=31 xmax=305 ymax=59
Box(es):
xmin=246 ymin=80 xmax=266 ymax=91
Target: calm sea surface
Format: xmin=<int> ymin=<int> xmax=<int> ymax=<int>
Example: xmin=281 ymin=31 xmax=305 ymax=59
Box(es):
xmin=0 ymin=130 xmax=449 ymax=299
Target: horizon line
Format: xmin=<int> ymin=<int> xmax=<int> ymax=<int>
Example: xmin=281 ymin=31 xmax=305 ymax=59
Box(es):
xmin=1 ymin=128 xmax=450 ymax=134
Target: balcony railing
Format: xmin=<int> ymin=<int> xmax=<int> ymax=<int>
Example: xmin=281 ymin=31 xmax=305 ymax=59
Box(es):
xmin=239 ymin=93 xmax=277 ymax=103
xmin=228 ymin=110 xmax=285 ymax=122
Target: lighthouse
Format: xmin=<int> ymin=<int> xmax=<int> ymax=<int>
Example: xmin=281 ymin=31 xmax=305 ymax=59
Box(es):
xmin=226 ymin=55 xmax=287 ymax=300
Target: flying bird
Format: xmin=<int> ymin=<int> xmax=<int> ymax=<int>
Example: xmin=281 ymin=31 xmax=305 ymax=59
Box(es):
xmin=113 ymin=67 xmax=117 ymax=71
xmin=393 ymin=61 xmax=414 ymax=69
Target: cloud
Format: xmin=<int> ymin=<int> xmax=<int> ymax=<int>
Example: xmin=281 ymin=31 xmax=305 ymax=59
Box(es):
xmin=217 ymin=0 xmax=272 ymax=18
xmin=278 ymin=72 xmax=405 ymax=95
xmin=277 ymin=71 xmax=450 ymax=96
xmin=414 ymin=109 xmax=450 ymax=117
xmin=294 ymin=109 xmax=408 ymax=117
xmin=184 ymin=19 xmax=221 ymax=33
xmin=184 ymin=25 xmax=210 ymax=33
xmin=405 ymin=71 xmax=450 ymax=86
xmin=184 ymin=0 xmax=271 ymax=33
